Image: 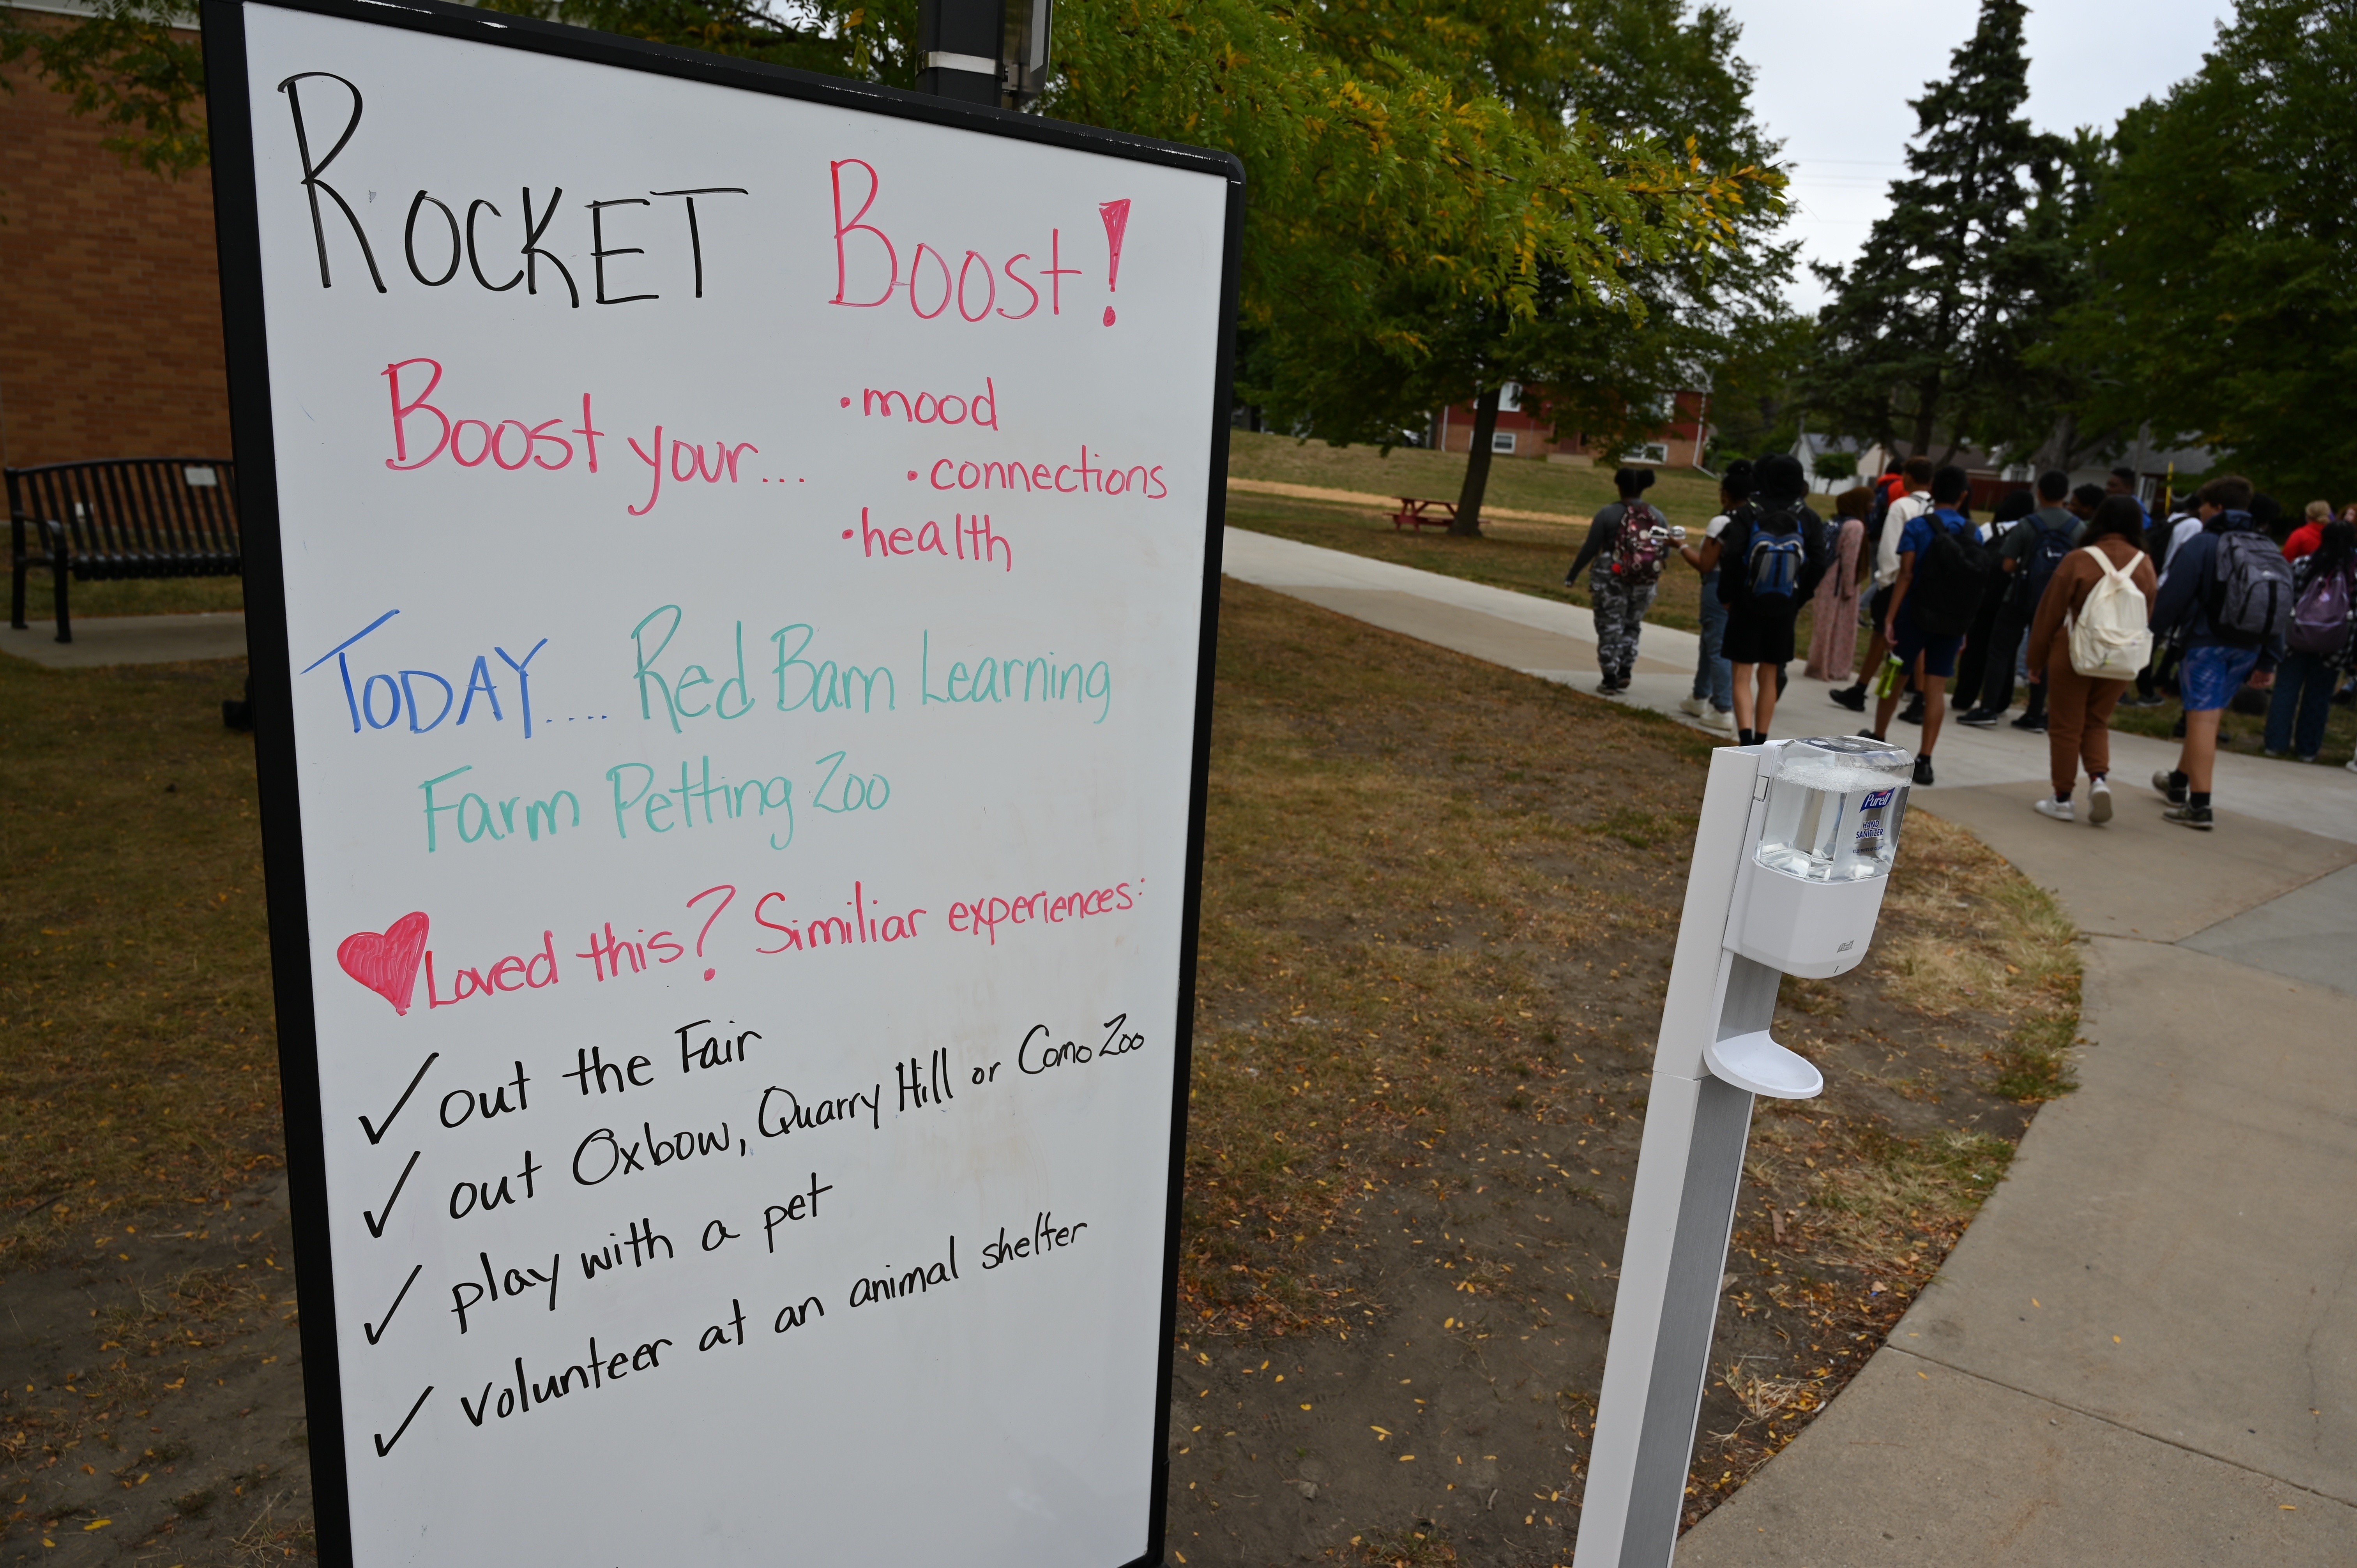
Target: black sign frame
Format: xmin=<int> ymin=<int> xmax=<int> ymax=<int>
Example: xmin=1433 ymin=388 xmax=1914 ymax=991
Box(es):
xmin=200 ymin=2 xmax=1240 ymax=1559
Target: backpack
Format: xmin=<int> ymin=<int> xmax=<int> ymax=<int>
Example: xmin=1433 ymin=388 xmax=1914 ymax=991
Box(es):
xmin=1743 ymin=506 xmax=1806 ymax=601
xmin=1608 ymin=500 xmax=1672 ymax=585
xmin=2287 ymin=560 xmax=2353 ymax=656
xmin=2211 ymin=524 xmax=2297 ymax=641
xmin=1907 ymin=509 xmax=1991 ymax=636
xmin=2009 ymin=517 xmax=2076 ymax=613
xmin=2068 ymin=547 xmax=2154 ymax=679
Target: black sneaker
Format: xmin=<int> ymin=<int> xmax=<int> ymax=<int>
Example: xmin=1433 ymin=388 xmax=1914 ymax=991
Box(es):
xmin=1956 ymin=708 xmax=2000 ymax=728
xmin=1912 ymin=755 xmax=1935 ymax=786
xmin=2150 ymin=769 xmax=2187 ymax=805
xmin=1899 ymin=699 xmax=1926 ymax=726
xmin=2162 ymin=802 xmax=2213 ymax=830
xmin=2011 ymin=712 xmax=2046 ymax=733
xmin=1829 ymin=685 xmax=1868 ymax=712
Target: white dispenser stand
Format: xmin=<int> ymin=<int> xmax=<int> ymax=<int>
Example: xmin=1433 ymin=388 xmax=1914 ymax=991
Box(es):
xmin=1572 ymin=736 xmax=1913 ymax=1568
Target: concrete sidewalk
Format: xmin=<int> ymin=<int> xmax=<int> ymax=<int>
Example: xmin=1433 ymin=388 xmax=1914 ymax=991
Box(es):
xmin=1220 ymin=526 xmax=2357 ymax=1565
xmin=2 ymin=613 xmax=249 ymax=668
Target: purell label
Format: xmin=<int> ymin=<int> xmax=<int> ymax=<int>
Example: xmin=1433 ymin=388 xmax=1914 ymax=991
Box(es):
xmin=1861 ymin=788 xmax=1896 ymax=810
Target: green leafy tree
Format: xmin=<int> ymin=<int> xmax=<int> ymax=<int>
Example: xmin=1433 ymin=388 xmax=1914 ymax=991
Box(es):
xmin=1 ymin=0 xmax=208 ymax=178
xmin=1701 ymin=304 xmax=1813 ymax=465
xmin=1226 ymin=0 xmax=1791 ymax=533
xmin=2048 ymin=0 xmax=2357 ymax=500
xmin=1806 ymin=0 xmax=2082 ymax=460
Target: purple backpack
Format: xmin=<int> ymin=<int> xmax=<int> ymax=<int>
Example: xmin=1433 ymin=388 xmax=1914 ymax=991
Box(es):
xmin=2287 ymin=561 xmax=2352 ymax=656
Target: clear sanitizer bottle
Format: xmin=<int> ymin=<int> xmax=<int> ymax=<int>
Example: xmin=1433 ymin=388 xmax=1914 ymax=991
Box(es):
xmin=1726 ymin=736 xmax=1913 ymax=978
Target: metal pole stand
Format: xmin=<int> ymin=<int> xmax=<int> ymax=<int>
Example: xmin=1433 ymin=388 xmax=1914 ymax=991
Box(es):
xmin=1574 ymin=738 xmax=1913 ymax=1567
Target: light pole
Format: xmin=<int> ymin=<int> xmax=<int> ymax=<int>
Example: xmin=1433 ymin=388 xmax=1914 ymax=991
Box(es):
xmin=917 ymin=0 xmax=1053 ymax=107
xmin=1573 ymin=735 xmax=1915 ymax=1568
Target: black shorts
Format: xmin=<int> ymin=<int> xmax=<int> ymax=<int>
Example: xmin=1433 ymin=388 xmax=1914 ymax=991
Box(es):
xmin=1868 ymin=584 xmax=1895 ymax=625
xmin=1722 ymin=598 xmax=1800 ymax=666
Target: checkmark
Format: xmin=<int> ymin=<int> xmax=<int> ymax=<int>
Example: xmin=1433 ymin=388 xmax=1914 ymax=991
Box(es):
xmin=363 ymin=1150 xmax=421 ymax=1239
xmin=358 ymin=1053 xmax=439 ymax=1146
xmin=363 ymin=1263 xmax=424 ymax=1346
xmin=372 ymin=1385 xmax=433 ymax=1458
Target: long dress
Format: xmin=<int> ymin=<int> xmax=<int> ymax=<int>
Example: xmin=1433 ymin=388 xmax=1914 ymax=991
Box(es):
xmin=1804 ymin=516 xmax=1866 ymax=682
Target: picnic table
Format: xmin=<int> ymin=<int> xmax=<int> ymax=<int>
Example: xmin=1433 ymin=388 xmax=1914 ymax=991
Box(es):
xmin=1391 ymin=496 xmax=1458 ymax=533
xmin=8 ymin=457 xmax=240 ymax=641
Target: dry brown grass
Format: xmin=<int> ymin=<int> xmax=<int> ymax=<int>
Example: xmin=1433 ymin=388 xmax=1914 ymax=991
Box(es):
xmin=0 ymin=656 xmax=275 ymax=1263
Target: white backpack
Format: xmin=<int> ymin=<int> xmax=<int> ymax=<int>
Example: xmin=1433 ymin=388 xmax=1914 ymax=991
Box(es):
xmin=2068 ymin=546 xmax=2153 ymax=680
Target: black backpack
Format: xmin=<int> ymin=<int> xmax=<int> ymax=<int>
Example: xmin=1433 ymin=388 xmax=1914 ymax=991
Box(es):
xmin=1909 ymin=510 xmax=1991 ymax=636
xmin=2008 ymin=516 xmax=2075 ymax=613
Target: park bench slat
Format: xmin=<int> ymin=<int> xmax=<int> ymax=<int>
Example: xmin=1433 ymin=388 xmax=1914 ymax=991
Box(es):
xmin=8 ymin=458 xmax=240 ymax=640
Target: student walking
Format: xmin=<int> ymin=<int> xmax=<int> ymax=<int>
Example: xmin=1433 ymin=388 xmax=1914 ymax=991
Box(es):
xmin=1959 ymin=471 xmax=2080 ymax=727
xmin=2263 ymin=519 xmax=2355 ymax=761
xmin=2026 ymin=496 xmax=2158 ymax=823
xmin=1863 ymin=466 xmax=1986 ymax=785
xmin=1677 ymin=471 xmax=1742 ymax=732
xmin=1566 ymin=466 xmax=1680 ymax=694
xmin=2283 ymin=501 xmax=2332 ymax=562
xmin=1692 ymin=455 xmax=1827 ymax=745
xmin=1805 ymin=487 xmax=1871 ymax=682
xmin=2150 ymin=476 xmax=2288 ymax=829
xmin=1953 ymin=488 xmax=2036 ymax=707
xmin=1831 ymin=456 xmax=1935 ymax=713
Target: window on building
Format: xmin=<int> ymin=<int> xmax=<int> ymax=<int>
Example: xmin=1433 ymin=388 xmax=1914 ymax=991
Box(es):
xmin=1624 ymin=442 xmax=1668 ymax=464
xmin=1492 ymin=431 xmax=1518 ymax=454
xmin=1498 ymin=382 xmax=1522 ymax=413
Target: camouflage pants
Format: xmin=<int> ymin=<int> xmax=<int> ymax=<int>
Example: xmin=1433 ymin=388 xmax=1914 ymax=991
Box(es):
xmin=1591 ymin=569 xmax=1658 ymax=684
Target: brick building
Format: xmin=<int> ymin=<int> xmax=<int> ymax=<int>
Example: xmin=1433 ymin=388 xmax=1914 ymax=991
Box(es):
xmin=0 ymin=8 xmax=231 ymax=469
xmin=1430 ymin=384 xmax=1711 ymax=468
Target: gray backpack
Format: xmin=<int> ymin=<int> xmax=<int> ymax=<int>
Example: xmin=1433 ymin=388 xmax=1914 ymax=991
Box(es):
xmin=2213 ymin=529 xmax=2296 ymax=641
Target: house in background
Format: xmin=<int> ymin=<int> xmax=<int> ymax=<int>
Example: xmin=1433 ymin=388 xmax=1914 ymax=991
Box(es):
xmin=1429 ymin=384 xmax=1712 ymax=469
xmin=1795 ymin=428 xmax=2219 ymax=512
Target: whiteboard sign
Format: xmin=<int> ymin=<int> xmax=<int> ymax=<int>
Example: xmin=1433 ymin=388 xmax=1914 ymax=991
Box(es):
xmin=200 ymin=2 xmax=1239 ymax=1561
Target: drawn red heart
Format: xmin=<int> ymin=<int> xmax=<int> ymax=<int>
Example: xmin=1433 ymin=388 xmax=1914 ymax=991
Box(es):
xmin=337 ymin=912 xmax=430 ymax=1017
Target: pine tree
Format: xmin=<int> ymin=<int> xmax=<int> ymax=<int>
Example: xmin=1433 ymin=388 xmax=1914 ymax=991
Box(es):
xmin=1806 ymin=0 xmax=2079 ymax=459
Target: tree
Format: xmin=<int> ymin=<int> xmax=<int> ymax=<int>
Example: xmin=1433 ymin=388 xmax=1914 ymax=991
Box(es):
xmin=2046 ymin=0 xmax=2357 ymax=501
xmin=0 ymin=0 xmax=207 ymax=178
xmin=6 ymin=0 xmax=1772 ymax=531
xmin=1696 ymin=304 xmax=1811 ymax=467
xmin=1227 ymin=0 xmax=1792 ymax=534
xmin=1805 ymin=0 xmax=2083 ymax=461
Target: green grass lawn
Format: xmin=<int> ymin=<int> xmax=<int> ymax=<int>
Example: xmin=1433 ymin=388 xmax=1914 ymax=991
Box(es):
xmin=2111 ymin=685 xmax=2357 ymax=767
xmin=1227 ymin=428 xmax=1727 ymax=523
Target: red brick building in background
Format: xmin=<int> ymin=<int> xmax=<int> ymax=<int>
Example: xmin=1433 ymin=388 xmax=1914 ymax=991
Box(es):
xmin=0 ymin=14 xmax=231 ymax=469
xmin=1430 ymin=384 xmax=1711 ymax=469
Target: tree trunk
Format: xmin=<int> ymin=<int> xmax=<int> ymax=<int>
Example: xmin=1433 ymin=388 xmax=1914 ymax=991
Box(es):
xmin=1910 ymin=377 xmax=1938 ymax=457
xmin=1452 ymin=384 xmax=1504 ymax=537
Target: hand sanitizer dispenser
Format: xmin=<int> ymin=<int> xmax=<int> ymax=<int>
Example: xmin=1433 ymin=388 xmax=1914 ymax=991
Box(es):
xmin=1728 ymin=736 xmax=1913 ymax=978
xmin=1574 ymin=735 xmax=1914 ymax=1568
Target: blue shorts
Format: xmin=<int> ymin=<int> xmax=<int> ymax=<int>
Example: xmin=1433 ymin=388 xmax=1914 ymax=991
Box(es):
xmin=1893 ymin=609 xmax=1965 ymax=680
xmin=2179 ymin=645 xmax=2261 ymax=713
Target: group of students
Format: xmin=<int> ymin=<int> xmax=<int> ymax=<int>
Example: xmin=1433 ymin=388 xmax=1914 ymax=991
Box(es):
xmin=1565 ymin=453 xmax=2357 ymax=831
xmin=1565 ymin=453 xmax=1833 ymax=747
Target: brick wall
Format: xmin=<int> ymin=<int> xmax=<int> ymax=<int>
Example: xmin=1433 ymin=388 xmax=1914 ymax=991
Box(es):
xmin=0 ymin=36 xmax=232 ymax=470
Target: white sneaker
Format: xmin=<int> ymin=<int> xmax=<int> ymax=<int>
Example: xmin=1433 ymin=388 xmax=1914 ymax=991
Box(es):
xmin=2347 ymin=758 xmax=2357 ymax=774
xmin=1704 ymin=707 xmax=1735 ymax=731
xmin=2087 ymin=777 xmax=2113 ymax=824
xmin=2034 ymin=795 xmax=2075 ymax=823
xmin=1678 ymin=696 xmax=1708 ymax=717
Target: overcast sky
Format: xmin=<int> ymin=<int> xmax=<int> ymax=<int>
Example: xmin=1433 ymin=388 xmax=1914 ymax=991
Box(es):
xmin=1724 ymin=0 xmax=2234 ymax=312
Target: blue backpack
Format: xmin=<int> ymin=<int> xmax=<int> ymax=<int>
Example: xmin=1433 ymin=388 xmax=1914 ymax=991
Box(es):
xmin=1745 ymin=513 xmax=1806 ymax=600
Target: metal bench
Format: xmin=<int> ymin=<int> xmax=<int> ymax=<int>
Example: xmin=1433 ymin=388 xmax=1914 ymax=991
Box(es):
xmin=8 ymin=458 xmax=240 ymax=642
